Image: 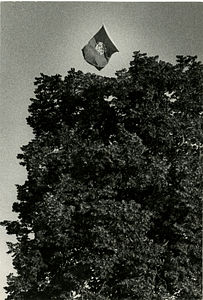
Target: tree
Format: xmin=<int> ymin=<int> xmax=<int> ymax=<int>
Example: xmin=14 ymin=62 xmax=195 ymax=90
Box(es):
xmin=1 ymin=52 xmax=202 ymax=300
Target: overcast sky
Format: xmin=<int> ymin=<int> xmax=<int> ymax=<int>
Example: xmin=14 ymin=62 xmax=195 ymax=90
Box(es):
xmin=0 ymin=2 xmax=202 ymax=299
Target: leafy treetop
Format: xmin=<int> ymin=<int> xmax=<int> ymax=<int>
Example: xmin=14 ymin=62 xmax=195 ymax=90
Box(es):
xmin=1 ymin=52 xmax=202 ymax=300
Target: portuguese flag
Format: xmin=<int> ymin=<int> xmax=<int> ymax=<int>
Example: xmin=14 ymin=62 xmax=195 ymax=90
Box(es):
xmin=82 ymin=25 xmax=119 ymax=70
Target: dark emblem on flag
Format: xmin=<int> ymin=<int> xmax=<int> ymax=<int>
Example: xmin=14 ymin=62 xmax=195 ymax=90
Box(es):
xmin=82 ymin=25 xmax=119 ymax=70
xmin=95 ymin=42 xmax=106 ymax=56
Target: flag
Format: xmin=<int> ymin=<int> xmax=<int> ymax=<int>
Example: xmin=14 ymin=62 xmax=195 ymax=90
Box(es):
xmin=82 ymin=25 xmax=119 ymax=70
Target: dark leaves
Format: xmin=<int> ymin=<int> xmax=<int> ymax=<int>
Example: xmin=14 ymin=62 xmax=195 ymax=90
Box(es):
xmin=2 ymin=53 xmax=202 ymax=300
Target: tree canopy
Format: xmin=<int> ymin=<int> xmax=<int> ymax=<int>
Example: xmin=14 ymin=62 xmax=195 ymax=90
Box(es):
xmin=1 ymin=52 xmax=202 ymax=300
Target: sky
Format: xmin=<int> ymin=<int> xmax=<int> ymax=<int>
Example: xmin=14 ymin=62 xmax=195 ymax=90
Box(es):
xmin=0 ymin=2 xmax=203 ymax=299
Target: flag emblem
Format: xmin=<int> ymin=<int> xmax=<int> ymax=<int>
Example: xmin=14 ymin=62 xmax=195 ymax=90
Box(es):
xmin=95 ymin=42 xmax=106 ymax=56
xmin=82 ymin=25 xmax=119 ymax=70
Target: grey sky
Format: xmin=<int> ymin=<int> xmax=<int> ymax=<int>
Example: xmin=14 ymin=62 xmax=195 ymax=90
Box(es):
xmin=0 ymin=2 xmax=202 ymax=299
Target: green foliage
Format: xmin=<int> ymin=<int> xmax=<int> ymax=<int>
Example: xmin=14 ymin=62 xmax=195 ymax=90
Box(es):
xmin=1 ymin=52 xmax=202 ymax=300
